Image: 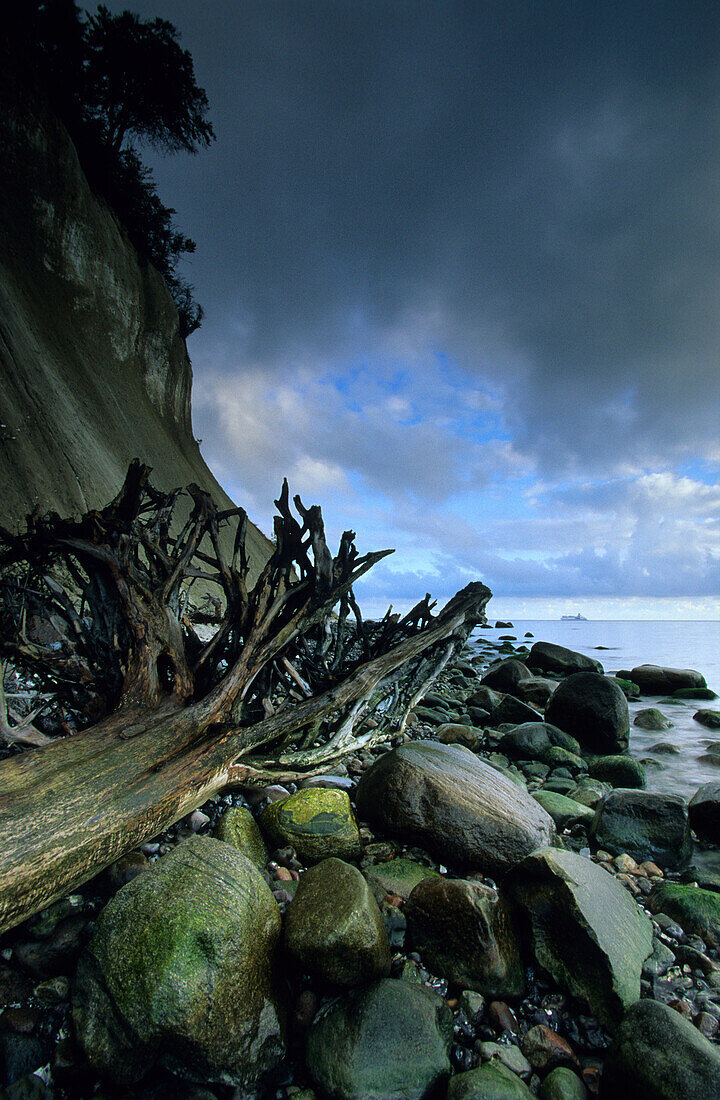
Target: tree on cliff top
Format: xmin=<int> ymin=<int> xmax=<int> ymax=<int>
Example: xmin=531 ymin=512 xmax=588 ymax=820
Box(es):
xmin=5 ymin=0 xmax=214 ymax=338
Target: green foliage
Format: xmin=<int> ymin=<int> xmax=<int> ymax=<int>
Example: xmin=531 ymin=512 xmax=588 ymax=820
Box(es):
xmin=5 ymin=0 xmax=214 ymax=338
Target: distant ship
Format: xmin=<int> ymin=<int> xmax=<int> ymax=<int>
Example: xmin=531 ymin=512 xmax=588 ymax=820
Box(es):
xmin=561 ymin=613 xmax=588 ymax=621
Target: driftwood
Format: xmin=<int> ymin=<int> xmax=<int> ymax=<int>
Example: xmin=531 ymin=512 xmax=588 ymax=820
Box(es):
xmin=0 ymin=463 xmax=490 ymax=934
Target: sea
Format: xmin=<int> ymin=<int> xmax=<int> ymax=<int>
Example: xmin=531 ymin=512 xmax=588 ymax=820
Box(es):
xmin=470 ymin=618 xmax=720 ymax=804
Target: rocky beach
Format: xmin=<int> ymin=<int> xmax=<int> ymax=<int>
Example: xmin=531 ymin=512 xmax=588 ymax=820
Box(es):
xmin=2 ymin=629 xmax=720 ymax=1099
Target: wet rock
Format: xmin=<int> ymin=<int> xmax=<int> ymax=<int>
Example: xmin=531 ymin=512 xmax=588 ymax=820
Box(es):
xmin=405 ymin=878 xmax=524 ymax=997
xmin=106 ymin=850 xmax=150 ymax=890
xmin=499 ymin=722 xmax=582 ymax=764
xmin=545 ymin=674 xmax=629 ymax=755
xmin=492 ymin=695 xmax=543 ymax=726
xmin=487 ymin=1000 xmax=519 ymax=1033
xmin=566 ymin=778 xmax=611 ymax=810
xmin=540 ymin=1067 xmax=587 ymax=1100
xmin=633 ymin=709 xmax=673 ymax=731
xmin=648 ymin=742 xmax=679 ymax=755
xmin=695 ymin=709 xmax=720 ymax=730
xmin=520 ymin=1024 xmax=579 ymax=1072
xmin=436 ymin=723 xmax=482 ymax=749
xmin=298 ymin=774 xmax=355 ymax=792
xmin=514 ymin=677 xmax=558 ymax=708
xmin=689 ymin=782 xmax=720 ymax=843
xmin=624 ymin=664 xmax=707 ymax=696
xmin=13 ymin=915 xmax=89 ymax=978
xmin=647 ymin=883 xmax=720 ymax=947
xmin=529 ymin=642 xmax=603 ymax=677
xmin=614 ymin=678 xmax=640 ymax=700
xmin=590 ymin=790 xmax=692 ymax=870
xmin=260 ymin=788 xmax=361 ymax=863
xmin=362 ymin=857 xmax=440 ymax=903
xmin=673 ymin=686 xmax=717 ymax=700
xmin=532 ymin=792 xmax=595 ymax=830
xmin=355 ymin=742 xmax=555 ymax=875
xmin=447 ymin=1060 xmax=534 ymax=1099
xmin=305 ymin=978 xmax=452 ymax=1099
xmin=284 ymin=858 xmax=390 ymax=987
xmin=602 ymin=998 xmax=720 ymax=1099
xmin=481 ymin=659 xmax=533 ymax=692
xmin=506 ymin=847 xmax=653 ymax=1029
xmin=212 ymin=805 xmax=268 ymax=870
xmin=588 ymin=756 xmax=646 ymax=789
xmin=476 ymin=1042 xmax=531 ymax=1076
xmin=72 ymin=836 xmax=285 ymax=1088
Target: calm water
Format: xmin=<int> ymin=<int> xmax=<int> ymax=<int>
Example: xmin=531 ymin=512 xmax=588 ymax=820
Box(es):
xmin=471 ymin=619 xmax=720 ymax=801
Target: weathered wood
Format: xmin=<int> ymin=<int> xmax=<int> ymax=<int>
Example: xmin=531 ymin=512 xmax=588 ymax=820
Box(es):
xmin=0 ymin=464 xmax=490 ymax=933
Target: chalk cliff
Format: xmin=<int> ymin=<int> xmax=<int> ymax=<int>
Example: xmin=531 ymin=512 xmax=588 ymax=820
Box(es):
xmin=0 ymin=95 xmax=272 ymax=580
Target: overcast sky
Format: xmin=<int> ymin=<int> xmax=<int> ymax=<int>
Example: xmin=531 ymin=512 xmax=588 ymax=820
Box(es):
xmin=106 ymin=0 xmax=719 ymax=618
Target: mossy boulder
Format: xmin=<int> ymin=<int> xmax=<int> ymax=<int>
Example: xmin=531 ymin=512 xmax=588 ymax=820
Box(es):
xmin=588 ymin=755 xmax=646 ymax=789
xmin=405 ymin=877 xmax=524 ymax=997
xmin=647 ymin=883 xmax=720 ymax=947
xmin=355 ymin=741 xmax=555 ymax=875
xmin=260 ymin=788 xmax=361 ymax=863
xmin=695 ymin=709 xmax=720 ymax=730
xmin=212 ymin=806 xmax=268 ymax=869
xmin=689 ymin=782 xmax=720 ymax=843
xmin=540 ymin=1067 xmax=587 ymax=1100
xmin=306 ymin=978 xmax=452 ymax=1099
xmin=362 ymin=857 xmax=440 ymax=903
xmin=602 ymin=998 xmax=720 ymax=1098
xmin=506 ymin=847 xmax=653 ymax=1029
xmin=284 ymin=858 xmax=391 ymax=987
xmin=533 ymin=792 xmax=595 ymax=830
xmin=545 ymin=673 xmax=629 ymax=755
xmin=590 ymin=789 xmax=692 ymax=869
xmin=72 ymin=836 xmax=285 ymax=1088
xmin=447 ymin=1060 xmax=535 ymax=1099
xmin=633 ymin=708 xmax=673 ymax=731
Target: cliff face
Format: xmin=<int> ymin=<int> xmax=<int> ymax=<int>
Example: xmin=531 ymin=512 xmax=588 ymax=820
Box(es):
xmin=0 ymin=96 xmax=272 ymax=580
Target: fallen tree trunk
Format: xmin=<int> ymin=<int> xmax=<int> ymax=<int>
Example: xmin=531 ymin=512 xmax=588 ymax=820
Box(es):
xmin=0 ymin=463 xmax=490 ymax=934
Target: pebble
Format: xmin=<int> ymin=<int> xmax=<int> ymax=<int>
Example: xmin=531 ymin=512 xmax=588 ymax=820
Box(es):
xmin=187 ymin=809 xmax=210 ymax=832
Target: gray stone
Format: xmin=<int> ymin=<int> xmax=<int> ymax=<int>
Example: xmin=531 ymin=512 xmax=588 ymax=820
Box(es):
xmin=355 ymin=741 xmax=555 ymax=875
xmin=506 ymin=847 xmax=653 ymax=1029
xmin=499 ymin=721 xmax=582 ymax=764
xmin=492 ymin=695 xmax=544 ymax=725
xmin=626 ymin=664 xmax=707 ymax=695
xmin=306 ymin=978 xmax=452 ymax=1100
xmin=602 ymin=998 xmax=720 ymax=1099
xmin=529 ymin=641 xmax=604 ymax=676
xmin=545 ymin=673 xmax=629 ymax=754
xmin=72 ymin=836 xmax=285 ymax=1088
xmin=405 ymin=877 xmax=524 ymax=997
xmin=590 ymin=789 xmax=692 ymax=869
xmin=436 ymin=723 xmax=482 ymax=749
xmin=481 ymin=658 xmax=533 ymax=692
xmin=533 ymin=791 xmax=595 ymax=830
xmin=284 ymin=858 xmax=390 ymax=987
xmin=633 ymin=708 xmax=673 ymax=730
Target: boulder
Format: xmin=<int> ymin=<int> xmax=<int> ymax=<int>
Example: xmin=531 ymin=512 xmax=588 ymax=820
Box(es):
xmin=499 ymin=722 xmax=582 ymax=764
xmin=540 ymin=1067 xmax=587 ymax=1100
xmin=602 ymin=998 xmax=720 ymax=1099
xmin=447 ymin=1060 xmax=535 ymax=1099
xmin=529 ymin=642 xmax=603 ymax=677
xmin=689 ymin=782 xmax=720 ymax=843
xmin=545 ymin=673 xmax=629 ymax=754
xmin=506 ymin=847 xmax=653 ymax=1029
xmin=647 ymin=883 xmax=720 ymax=947
xmin=284 ymin=858 xmax=390 ymax=987
xmin=514 ymin=677 xmax=558 ymax=708
xmin=260 ymin=788 xmax=361 ymax=863
xmin=212 ymin=806 xmax=268 ymax=869
xmin=465 ymin=686 xmax=503 ymax=712
xmin=673 ymin=686 xmax=717 ymax=700
xmin=405 ymin=878 xmax=524 ymax=997
xmin=436 ymin=723 xmax=482 ymax=749
xmin=633 ymin=709 xmax=673 ymax=731
xmin=492 ymin=695 xmax=543 ymax=726
xmin=566 ymin=778 xmax=612 ymax=810
xmin=695 ymin=709 xmax=720 ymax=730
xmin=624 ymin=664 xmax=707 ymax=695
xmin=481 ymin=658 xmax=533 ymax=692
xmin=362 ymin=858 xmax=440 ymax=903
xmin=590 ymin=790 xmax=692 ymax=869
xmin=72 ymin=836 xmax=284 ymax=1087
xmin=588 ymin=756 xmax=646 ymax=789
xmin=532 ymin=792 xmax=595 ymax=830
xmin=306 ymin=978 xmax=452 ymax=1099
xmin=354 ymin=742 xmax=555 ymax=875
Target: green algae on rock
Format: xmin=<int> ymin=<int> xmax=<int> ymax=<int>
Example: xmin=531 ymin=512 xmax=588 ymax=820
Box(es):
xmin=284 ymin=858 xmax=391 ymax=987
xmin=447 ymin=1059 xmax=535 ymax=1099
xmin=647 ymin=882 xmax=720 ymax=947
xmin=212 ymin=805 xmax=268 ymax=869
xmin=72 ymin=836 xmax=285 ymax=1088
xmin=260 ymin=788 xmax=362 ymax=863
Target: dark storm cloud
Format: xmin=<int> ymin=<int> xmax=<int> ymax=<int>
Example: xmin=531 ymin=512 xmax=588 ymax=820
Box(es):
xmin=111 ymin=0 xmax=720 ymax=476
